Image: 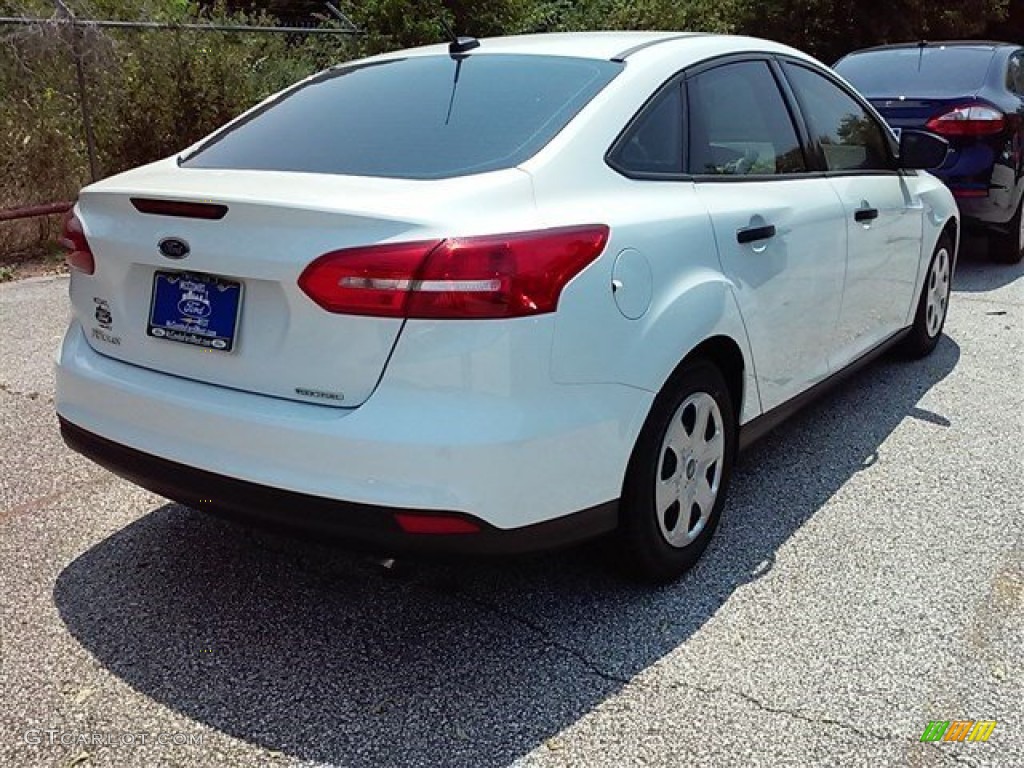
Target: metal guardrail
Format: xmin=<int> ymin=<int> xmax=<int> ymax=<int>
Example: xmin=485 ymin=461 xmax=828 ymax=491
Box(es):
xmin=0 ymin=202 xmax=73 ymax=223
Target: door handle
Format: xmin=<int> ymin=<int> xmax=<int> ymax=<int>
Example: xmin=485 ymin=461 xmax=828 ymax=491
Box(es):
xmin=854 ymin=207 xmax=879 ymax=222
xmin=736 ymin=224 xmax=776 ymax=244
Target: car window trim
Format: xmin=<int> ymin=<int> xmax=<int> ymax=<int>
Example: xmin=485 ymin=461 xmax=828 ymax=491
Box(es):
xmin=767 ymin=58 xmax=816 ymax=171
xmin=776 ymin=56 xmax=903 ymax=177
xmin=684 ymin=54 xmax=818 ymax=182
xmin=603 ymin=51 xmax=904 ymax=183
xmin=606 ymin=51 xmax=826 ymax=183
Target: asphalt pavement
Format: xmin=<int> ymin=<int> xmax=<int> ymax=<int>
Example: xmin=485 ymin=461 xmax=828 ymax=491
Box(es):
xmin=1 ymin=240 xmax=1021 ymax=768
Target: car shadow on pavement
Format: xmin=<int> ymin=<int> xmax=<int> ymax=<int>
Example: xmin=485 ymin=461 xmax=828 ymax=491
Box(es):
xmin=54 ymin=336 xmax=960 ymax=768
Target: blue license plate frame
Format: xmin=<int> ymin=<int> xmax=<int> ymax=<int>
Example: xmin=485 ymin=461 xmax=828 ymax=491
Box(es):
xmin=147 ymin=270 xmax=243 ymax=352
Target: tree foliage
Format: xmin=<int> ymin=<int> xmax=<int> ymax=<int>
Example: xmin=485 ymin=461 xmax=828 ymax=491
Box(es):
xmin=0 ymin=0 xmax=354 ymax=254
xmin=0 ymin=0 xmax=1016 ymax=256
xmin=742 ymin=0 xmax=1011 ymax=63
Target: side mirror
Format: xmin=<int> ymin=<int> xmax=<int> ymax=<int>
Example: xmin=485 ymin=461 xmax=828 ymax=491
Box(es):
xmin=898 ymin=129 xmax=949 ymax=170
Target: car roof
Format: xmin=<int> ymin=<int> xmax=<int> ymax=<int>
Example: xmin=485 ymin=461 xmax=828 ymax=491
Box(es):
xmin=845 ymin=40 xmax=1018 ymax=55
xmin=365 ymin=31 xmax=813 ymax=65
xmin=367 ymin=31 xmax=703 ymax=62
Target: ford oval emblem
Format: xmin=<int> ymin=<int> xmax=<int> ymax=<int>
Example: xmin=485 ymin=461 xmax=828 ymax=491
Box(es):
xmin=158 ymin=237 xmax=190 ymax=260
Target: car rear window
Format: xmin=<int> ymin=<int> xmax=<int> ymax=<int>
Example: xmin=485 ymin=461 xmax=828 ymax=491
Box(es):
xmin=835 ymin=47 xmax=996 ymax=97
xmin=181 ymin=54 xmax=622 ymax=180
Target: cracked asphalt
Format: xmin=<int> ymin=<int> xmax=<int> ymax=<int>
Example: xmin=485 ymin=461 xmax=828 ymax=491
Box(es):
xmin=1 ymin=238 xmax=1021 ymax=768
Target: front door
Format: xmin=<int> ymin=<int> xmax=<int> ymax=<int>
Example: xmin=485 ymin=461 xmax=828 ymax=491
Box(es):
xmin=782 ymin=62 xmax=925 ymax=366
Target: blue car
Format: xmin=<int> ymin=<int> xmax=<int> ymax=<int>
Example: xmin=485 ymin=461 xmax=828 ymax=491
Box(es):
xmin=836 ymin=41 xmax=1024 ymax=263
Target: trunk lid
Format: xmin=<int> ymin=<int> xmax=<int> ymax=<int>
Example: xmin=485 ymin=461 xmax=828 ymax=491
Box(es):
xmin=73 ymin=160 xmax=536 ymax=407
xmin=867 ymin=96 xmax=976 ymax=131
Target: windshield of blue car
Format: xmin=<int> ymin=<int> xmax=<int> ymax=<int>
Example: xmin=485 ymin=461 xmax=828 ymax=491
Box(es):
xmin=835 ymin=46 xmax=997 ymax=96
xmin=180 ymin=54 xmax=623 ymax=180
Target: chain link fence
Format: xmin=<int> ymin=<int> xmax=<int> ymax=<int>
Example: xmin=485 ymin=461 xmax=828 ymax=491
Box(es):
xmin=0 ymin=1 xmax=359 ymax=260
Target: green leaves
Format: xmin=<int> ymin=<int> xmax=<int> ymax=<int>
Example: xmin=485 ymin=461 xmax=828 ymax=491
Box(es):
xmin=738 ymin=0 xmax=1010 ymax=63
xmin=0 ymin=0 xmax=1014 ymax=219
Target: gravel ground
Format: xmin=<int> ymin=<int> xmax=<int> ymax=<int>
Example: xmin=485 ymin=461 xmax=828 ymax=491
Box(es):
xmin=1 ymin=238 xmax=1021 ymax=768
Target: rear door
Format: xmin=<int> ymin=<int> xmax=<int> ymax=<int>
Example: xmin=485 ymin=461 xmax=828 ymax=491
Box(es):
xmin=781 ymin=61 xmax=924 ymax=366
xmin=688 ymin=59 xmax=847 ymax=411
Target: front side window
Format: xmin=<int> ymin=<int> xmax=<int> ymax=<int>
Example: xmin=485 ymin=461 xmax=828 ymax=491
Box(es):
xmin=783 ymin=63 xmax=893 ymax=173
xmin=182 ymin=55 xmax=622 ymax=180
xmin=686 ymin=61 xmax=806 ymax=176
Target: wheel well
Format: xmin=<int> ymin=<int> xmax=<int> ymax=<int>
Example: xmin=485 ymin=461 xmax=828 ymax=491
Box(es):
xmin=681 ymin=336 xmax=745 ymax=417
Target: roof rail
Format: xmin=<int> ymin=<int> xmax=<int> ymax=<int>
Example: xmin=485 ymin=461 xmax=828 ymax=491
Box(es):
xmin=611 ymin=33 xmax=706 ymax=62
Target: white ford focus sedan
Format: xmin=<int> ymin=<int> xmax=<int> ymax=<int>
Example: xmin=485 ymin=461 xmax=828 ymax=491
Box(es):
xmin=56 ymin=32 xmax=957 ymax=581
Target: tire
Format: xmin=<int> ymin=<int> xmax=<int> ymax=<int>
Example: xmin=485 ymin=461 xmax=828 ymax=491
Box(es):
xmin=901 ymin=233 xmax=954 ymax=359
xmin=990 ymin=199 xmax=1024 ymax=265
xmin=618 ymin=360 xmax=737 ymax=583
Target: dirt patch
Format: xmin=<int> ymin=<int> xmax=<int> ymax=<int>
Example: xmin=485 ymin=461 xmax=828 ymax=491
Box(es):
xmin=0 ymin=241 xmax=68 ymax=283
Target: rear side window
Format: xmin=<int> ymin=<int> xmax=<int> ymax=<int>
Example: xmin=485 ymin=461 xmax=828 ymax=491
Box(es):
xmin=1009 ymin=52 xmax=1024 ymax=96
xmin=835 ymin=47 xmax=996 ymax=96
xmin=784 ymin=63 xmax=892 ymax=173
xmin=687 ymin=61 xmax=806 ymax=176
xmin=182 ymin=55 xmax=622 ymax=180
xmin=607 ymin=83 xmax=684 ymax=176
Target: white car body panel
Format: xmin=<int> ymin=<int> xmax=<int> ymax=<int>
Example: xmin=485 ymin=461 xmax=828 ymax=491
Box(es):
xmin=57 ymin=319 xmax=652 ymax=528
xmin=695 ymin=179 xmax=847 ymax=411
xmin=542 ymin=176 xmax=763 ymax=424
xmin=907 ymin=172 xmax=962 ymax=321
xmin=826 ymin=174 xmax=924 ymax=368
xmin=74 ymin=163 xmax=538 ymax=407
xmin=54 ymin=32 xmax=960 ymax=538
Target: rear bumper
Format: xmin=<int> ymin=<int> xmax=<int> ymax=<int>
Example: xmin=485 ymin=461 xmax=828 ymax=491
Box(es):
xmin=59 ymin=417 xmax=618 ymax=554
xmin=955 ymin=202 xmax=1020 ymax=231
xmin=950 ymin=187 xmax=1019 ymax=228
xmin=56 ymin=321 xmax=651 ymax=535
xmin=931 ymin=147 xmax=1020 ymax=228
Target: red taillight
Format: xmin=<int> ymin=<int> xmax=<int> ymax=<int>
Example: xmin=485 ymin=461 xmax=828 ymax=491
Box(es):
xmin=298 ymin=225 xmax=610 ymax=319
xmin=394 ymin=513 xmax=481 ymax=534
xmin=59 ymin=210 xmax=95 ymax=274
xmin=925 ymin=103 xmax=1005 ymax=137
xmin=299 ymin=239 xmax=442 ymax=316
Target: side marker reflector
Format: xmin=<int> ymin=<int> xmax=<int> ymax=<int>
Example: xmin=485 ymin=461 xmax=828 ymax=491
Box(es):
xmin=394 ymin=513 xmax=481 ymax=535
